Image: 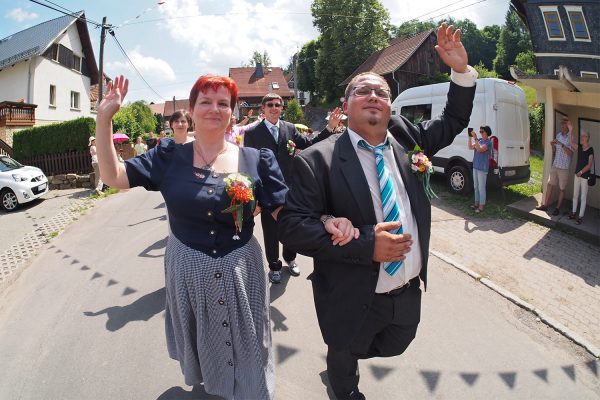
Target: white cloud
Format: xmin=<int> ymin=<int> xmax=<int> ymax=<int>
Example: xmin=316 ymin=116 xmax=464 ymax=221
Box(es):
xmin=158 ymin=0 xmax=317 ymax=73
xmin=5 ymin=8 xmax=39 ymax=22
xmin=107 ymin=47 xmax=176 ymax=82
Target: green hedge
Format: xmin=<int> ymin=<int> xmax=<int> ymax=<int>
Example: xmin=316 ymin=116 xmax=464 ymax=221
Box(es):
xmin=529 ymin=103 xmax=544 ymax=152
xmin=13 ymin=117 xmax=96 ymax=159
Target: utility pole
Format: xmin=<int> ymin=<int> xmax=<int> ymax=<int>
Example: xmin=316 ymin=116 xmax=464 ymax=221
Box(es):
xmin=97 ymin=17 xmax=108 ymax=106
xmin=293 ymin=48 xmax=299 ymax=100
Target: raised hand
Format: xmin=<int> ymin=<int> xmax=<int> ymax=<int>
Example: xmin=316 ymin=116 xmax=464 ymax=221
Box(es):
xmin=97 ymin=75 xmax=129 ymax=119
xmin=434 ymin=22 xmax=468 ymax=73
xmin=327 ymin=107 xmax=345 ymax=132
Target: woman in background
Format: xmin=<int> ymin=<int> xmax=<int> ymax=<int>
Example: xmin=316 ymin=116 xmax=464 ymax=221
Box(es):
xmin=570 ymin=130 xmax=594 ymax=225
xmin=169 ymin=109 xmax=194 ymax=144
xmin=468 ymin=125 xmax=492 ymax=213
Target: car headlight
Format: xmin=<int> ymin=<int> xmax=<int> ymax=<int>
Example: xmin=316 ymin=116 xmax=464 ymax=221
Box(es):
xmin=12 ymin=174 xmax=29 ymax=182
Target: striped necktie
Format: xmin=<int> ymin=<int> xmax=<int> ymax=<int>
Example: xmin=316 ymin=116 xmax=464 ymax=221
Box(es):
xmin=358 ymin=139 xmax=404 ymax=276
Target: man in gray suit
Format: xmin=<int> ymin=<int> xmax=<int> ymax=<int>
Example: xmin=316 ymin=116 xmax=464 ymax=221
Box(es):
xmin=278 ymin=23 xmax=477 ymax=400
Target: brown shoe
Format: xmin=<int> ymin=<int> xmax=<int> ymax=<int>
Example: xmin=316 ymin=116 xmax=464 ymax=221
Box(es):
xmin=575 ymin=217 xmax=583 ymax=225
xmin=568 ymin=212 xmax=576 ymax=220
xmin=535 ymin=205 xmax=548 ymax=211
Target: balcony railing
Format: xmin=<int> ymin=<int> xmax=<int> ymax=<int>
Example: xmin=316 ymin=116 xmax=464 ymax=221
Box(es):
xmin=0 ymin=101 xmax=37 ymax=127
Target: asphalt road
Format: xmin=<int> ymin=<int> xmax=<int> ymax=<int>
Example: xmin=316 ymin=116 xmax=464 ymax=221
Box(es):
xmin=0 ymin=188 xmax=597 ymax=399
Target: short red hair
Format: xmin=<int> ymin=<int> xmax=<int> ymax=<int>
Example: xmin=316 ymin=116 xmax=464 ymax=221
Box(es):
xmin=189 ymin=75 xmax=238 ymax=111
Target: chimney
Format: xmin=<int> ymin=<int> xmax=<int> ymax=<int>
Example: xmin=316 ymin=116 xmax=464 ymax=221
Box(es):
xmin=255 ymin=62 xmax=264 ymax=79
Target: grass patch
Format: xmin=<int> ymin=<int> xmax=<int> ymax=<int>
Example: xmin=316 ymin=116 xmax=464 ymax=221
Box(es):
xmin=517 ymin=82 xmax=537 ymax=105
xmin=90 ymin=187 xmax=120 ymax=198
xmin=46 ymin=231 xmax=59 ymax=239
xmin=431 ymin=155 xmax=543 ymax=219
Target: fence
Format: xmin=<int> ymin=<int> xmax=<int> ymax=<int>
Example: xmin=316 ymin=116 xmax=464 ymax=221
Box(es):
xmin=19 ymin=150 xmax=92 ymax=176
xmin=0 ymin=139 xmax=12 ymax=157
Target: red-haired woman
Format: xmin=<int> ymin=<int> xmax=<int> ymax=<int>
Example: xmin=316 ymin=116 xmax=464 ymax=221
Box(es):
xmin=94 ymin=75 xmax=287 ymax=399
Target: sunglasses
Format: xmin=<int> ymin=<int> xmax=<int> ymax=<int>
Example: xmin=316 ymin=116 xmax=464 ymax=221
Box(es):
xmin=265 ymin=103 xmax=283 ymax=108
xmin=352 ymin=86 xmax=391 ymax=100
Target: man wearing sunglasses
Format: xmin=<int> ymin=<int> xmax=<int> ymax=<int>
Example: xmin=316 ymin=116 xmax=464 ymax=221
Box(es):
xmin=278 ymin=23 xmax=477 ymax=400
xmin=244 ymin=93 xmax=334 ymax=284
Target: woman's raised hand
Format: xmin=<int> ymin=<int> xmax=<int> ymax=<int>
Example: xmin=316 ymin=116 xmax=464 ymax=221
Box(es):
xmin=97 ymin=75 xmax=129 ymax=118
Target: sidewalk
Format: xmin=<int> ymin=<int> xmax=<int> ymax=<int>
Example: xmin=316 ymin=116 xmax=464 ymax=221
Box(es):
xmin=430 ymin=197 xmax=600 ymax=357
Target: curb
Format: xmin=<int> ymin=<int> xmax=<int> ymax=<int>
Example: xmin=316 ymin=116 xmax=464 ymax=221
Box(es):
xmin=430 ymin=250 xmax=600 ymax=359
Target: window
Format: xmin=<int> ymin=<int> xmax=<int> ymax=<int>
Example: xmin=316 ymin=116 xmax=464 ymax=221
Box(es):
xmin=400 ymin=104 xmax=432 ymax=124
xmin=72 ymin=54 xmax=81 ymax=72
xmin=43 ymin=43 xmax=59 ymax=61
xmin=49 ymin=85 xmax=56 ymax=107
xmin=70 ymin=91 xmax=80 ymax=110
xmin=540 ymin=6 xmax=565 ymax=40
xmin=581 ymin=71 xmax=598 ymax=79
xmin=271 ymin=82 xmax=280 ymax=90
xmin=565 ymin=6 xmax=590 ymax=41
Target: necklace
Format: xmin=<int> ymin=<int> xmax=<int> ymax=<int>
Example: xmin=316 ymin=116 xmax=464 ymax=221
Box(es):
xmin=194 ymin=143 xmax=228 ymax=170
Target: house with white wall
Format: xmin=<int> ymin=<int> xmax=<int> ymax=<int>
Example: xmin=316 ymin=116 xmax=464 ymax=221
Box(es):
xmin=0 ymin=11 xmax=99 ymax=146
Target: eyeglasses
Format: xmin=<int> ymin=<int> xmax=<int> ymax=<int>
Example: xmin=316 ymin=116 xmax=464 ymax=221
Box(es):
xmin=265 ymin=103 xmax=282 ymax=108
xmin=351 ymin=86 xmax=391 ymax=100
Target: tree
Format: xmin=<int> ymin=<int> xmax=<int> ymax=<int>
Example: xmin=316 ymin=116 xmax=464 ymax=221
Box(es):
xmin=311 ymin=0 xmax=392 ymax=102
xmin=493 ymin=9 xmax=532 ymax=79
xmin=473 ymin=62 xmax=498 ymax=78
xmin=154 ymin=113 xmax=165 ymax=134
xmin=282 ymin=99 xmax=305 ymax=124
xmin=248 ymin=50 xmax=271 ymax=67
xmin=514 ymin=50 xmax=536 ymax=75
xmin=297 ymin=39 xmax=320 ymax=96
xmin=480 ymin=25 xmax=501 ymax=70
xmin=394 ymin=19 xmax=436 ymax=37
xmin=113 ymin=101 xmax=156 ymax=138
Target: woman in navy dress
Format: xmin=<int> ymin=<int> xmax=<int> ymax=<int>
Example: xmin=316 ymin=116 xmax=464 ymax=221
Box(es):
xmin=94 ymin=75 xmax=289 ymax=399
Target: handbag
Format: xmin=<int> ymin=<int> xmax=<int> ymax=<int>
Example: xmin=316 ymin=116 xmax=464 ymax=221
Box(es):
xmin=588 ymin=154 xmax=596 ymax=187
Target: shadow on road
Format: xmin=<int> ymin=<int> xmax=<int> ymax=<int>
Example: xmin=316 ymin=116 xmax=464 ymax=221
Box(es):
xmin=83 ymin=287 xmax=165 ymax=331
xmin=139 ymin=236 xmax=168 ymax=258
xmin=157 ymin=385 xmax=223 ymax=399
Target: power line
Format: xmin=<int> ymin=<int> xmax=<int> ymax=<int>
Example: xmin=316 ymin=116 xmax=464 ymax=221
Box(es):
xmin=109 ymin=31 xmax=167 ymax=101
xmin=27 ymin=0 xmax=103 ymax=28
xmin=425 ymin=0 xmax=490 ymax=22
xmin=407 ymin=0 xmax=475 ymax=22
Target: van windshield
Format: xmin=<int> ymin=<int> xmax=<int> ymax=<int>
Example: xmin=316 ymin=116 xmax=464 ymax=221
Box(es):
xmin=400 ymin=104 xmax=432 ymax=124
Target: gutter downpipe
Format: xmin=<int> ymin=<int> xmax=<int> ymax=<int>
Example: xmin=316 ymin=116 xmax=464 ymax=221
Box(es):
xmin=27 ymin=58 xmax=34 ymax=103
xmin=392 ymin=68 xmax=400 ymax=100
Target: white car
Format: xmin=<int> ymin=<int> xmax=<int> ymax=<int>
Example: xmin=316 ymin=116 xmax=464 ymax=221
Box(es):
xmin=0 ymin=155 xmax=49 ymax=212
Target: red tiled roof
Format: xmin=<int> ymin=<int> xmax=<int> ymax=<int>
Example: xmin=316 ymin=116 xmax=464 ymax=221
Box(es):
xmin=163 ymin=99 xmax=190 ymax=116
xmin=229 ymin=67 xmax=294 ymax=98
xmin=148 ymin=102 xmax=165 ymax=115
xmin=341 ymin=30 xmax=435 ymax=85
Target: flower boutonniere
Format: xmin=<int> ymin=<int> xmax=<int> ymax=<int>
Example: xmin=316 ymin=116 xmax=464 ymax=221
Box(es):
xmin=408 ymin=145 xmax=437 ymax=201
xmin=222 ymin=173 xmax=254 ymax=240
xmin=287 ymin=140 xmax=297 ymax=156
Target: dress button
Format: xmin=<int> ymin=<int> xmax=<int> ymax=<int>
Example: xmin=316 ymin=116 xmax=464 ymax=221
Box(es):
xmin=226 ymin=341 xmax=231 ymax=346
xmin=218 ymin=299 xmax=225 ymax=305
xmin=222 ymin=321 xmax=229 ymax=327
xmin=228 ymin=360 xmax=233 ymax=366
xmin=212 ymin=249 xmax=217 ymax=255
xmin=207 ymin=211 xmax=213 ymax=217
xmin=208 ymin=188 xmax=214 ymax=194
xmin=214 ymin=272 xmax=222 ymax=278
xmin=210 ymin=230 xmax=216 ymax=235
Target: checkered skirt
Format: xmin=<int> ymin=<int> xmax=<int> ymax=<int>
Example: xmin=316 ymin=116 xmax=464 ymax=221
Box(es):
xmin=164 ymin=234 xmax=274 ymax=399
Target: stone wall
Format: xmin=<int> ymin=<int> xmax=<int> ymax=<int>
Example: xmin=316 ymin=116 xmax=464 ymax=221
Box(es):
xmin=48 ymin=173 xmax=94 ymax=190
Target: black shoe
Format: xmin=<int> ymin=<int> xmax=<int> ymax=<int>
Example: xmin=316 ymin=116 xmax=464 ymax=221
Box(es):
xmin=286 ymin=260 xmax=301 ymax=277
xmin=535 ymin=205 xmax=548 ymax=211
xmin=551 ymin=208 xmax=560 ymax=216
xmin=347 ymin=390 xmax=366 ymax=400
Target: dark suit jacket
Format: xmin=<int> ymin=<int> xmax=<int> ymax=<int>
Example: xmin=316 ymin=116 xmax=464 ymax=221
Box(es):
xmin=243 ymin=120 xmax=332 ymax=184
xmin=278 ymin=82 xmax=476 ymax=350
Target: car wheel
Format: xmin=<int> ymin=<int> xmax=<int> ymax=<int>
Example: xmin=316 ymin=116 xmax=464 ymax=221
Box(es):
xmin=1 ymin=188 xmax=19 ymax=211
xmin=447 ymin=165 xmax=472 ymax=195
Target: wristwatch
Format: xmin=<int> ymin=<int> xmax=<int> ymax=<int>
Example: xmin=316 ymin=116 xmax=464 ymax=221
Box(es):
xmin=320 ymin=215 xmax=335 ymax=224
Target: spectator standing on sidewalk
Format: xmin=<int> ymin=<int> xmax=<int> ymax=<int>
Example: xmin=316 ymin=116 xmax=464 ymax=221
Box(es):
xmin=146 ymin=132 xmax=158 ymax=150
xmin=536 ymin=117 xmax=575 ymax=215
xmin=88 ymin=137 xmax=103 ymax=195
xmin=569 ymin=129 xmax=594 ymax=225
xmin=134 ymin=136 xmax=147 ymax=156
xmin=467 ymin=125 xmax=492 ymax=213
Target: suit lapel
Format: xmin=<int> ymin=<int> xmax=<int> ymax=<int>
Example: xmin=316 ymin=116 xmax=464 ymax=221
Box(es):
xmin=337 ymin=133 xmax=377 ymax=224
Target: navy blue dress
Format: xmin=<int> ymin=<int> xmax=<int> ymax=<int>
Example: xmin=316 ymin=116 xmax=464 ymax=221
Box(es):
xmin=125 ymin=139 xmax=287 ymax=399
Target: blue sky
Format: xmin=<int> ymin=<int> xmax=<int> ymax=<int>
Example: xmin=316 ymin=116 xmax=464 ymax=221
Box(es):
xmin=1 ymin=0 xmax=511 ymax=103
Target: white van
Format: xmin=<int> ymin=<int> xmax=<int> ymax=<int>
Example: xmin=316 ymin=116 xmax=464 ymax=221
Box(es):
xmin=391 ymin=78 xmax=530 ymax=194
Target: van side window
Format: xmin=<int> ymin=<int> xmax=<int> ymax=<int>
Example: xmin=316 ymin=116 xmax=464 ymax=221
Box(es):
xmin=400 ymin=104 xmax=432 ymax=124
